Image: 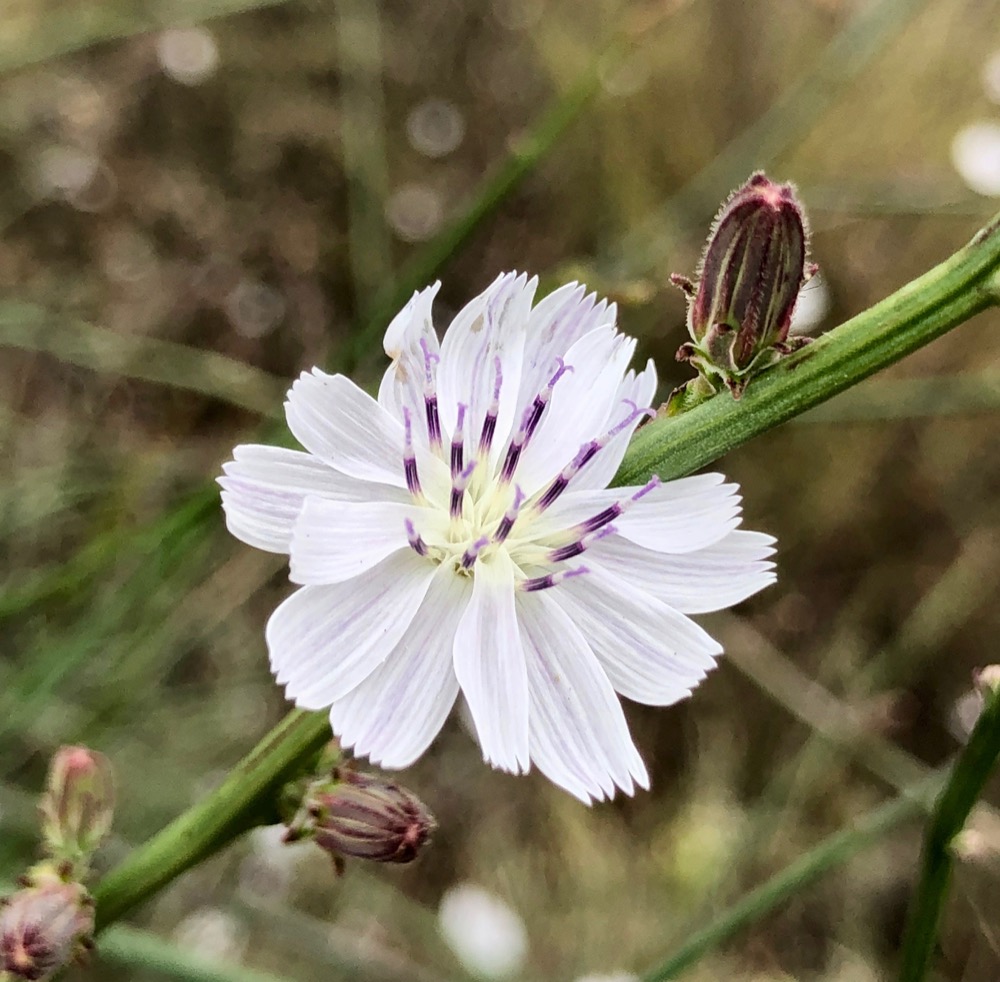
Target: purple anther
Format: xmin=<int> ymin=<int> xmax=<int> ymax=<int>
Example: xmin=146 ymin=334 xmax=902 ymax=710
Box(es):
xmin=534 ymin=442 xmax=597 ymax=512
xmin=450 ymin=461 xmax=477 ymax=520
xmin=521 ymin=358 xmax=572 ymax=444
xmin=493 ymin=485 xmax=525 ymax=544
xmin=547 ymin=524 xmax=616 ymax=562
xmin=402 ymin=407 xmax=422 ymax=498
xmin=498 ymin=406 xmax=534 ymax=483
xmin=419 ymin=338 xmax=442 ymax=448
xmin=478 ymin=356 xmax=503 ymax=455
xmin=519 ymin=565 xmax=589 ymax=592
xmin=405 ymin=518 xmax=428 ymax=557
xmin=460 ymin=535 xmax=490 ymax=569
xmin=451 ymin=403 xmax=467 ymax=477
xmin=577 ymin=477 xmax=659 ymax=535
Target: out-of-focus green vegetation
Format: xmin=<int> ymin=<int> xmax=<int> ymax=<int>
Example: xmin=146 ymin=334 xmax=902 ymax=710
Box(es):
xmin=2 ymin=0 xmax=1000 ymax=979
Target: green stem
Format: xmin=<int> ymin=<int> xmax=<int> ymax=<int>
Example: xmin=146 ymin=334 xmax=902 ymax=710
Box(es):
xmin=642 ymin=772 xmax=944 ymax=982
xmin=897 ymin=681 xmax=1000 ymax=982
xmin=92 ymin=710 xmax=329 ymax=930
xmin=98 ymin=924 xmax=300 ymax=982
xmin=92 ymin=213 xmax=1000 ymax=933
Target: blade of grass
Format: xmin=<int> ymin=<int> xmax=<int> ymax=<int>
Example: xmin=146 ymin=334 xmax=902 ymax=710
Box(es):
xmin=0 ymin=302 xmax=285 ymax=417
xmin=898 ymin=678 xmax=1000 ymax=982
xmin=0 ymin=0 xmax=310 ymax=75
xmin=641 ymin=770 xmax=944 ymax=981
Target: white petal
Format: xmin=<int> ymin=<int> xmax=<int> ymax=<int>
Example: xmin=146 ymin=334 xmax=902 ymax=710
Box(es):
xmin=285 ymin=369 xmax=407 ymax=487
xmin=378 ymin=283 xmax=442 ymax=439
xmin=568 ymin=359 xmax=658 ymax=492
xmin=550 ymin=564 xmax=721 ymax=706
xmin=586 ymin=530 xmax=777 ymax=614
xmin=538 ymin=473 xmax=741 ymax=554
xmin=218 ymin=444 xmax=403 ymax=554
xmin=512 ymin=325 xmax=635 ymax=496
xmin=452 ymin=550 xmax=530 ymax=774
xmin=437 ymin=272 xmax=535 ymax=464
xmin=517 ymin=588 xmax=648 ymax=802
xmin=514 ymin=284 xmax=613 ymax=418
xmin=289 ymin=498 xmax=445 ymax=585
xmin=266 ymin=550 xmax=436 ymax=708
xmin=329 ymin=566 xmax=467 ymax=768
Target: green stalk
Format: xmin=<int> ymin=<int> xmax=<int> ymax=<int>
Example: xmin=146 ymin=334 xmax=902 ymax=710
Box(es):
xmin=90 ymin=210 xmax=1000 ymax=933
xmin=642 ymin=771 xmax=943 ymax=982
xmin=92 ymin=710 xmax=329 ymax=930
xmin=897 ymin=679 xmax=1000 ymax=982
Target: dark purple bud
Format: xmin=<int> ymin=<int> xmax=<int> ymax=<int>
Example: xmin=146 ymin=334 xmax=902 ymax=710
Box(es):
xmin=671 ymin=172 xmax=812 ymax=399
xmin=0 ymin=881 xmax=93 ymax=981
xmin=40 ymin=747 xmax=115 ymax=872
xmin=305 ymin=771 xmax=436 ymax=867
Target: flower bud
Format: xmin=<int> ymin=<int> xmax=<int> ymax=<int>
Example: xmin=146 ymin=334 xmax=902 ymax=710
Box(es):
xmin=671 ymin=171 xmax=813 ymax=401
xmin=0 ymin=881 xmax=93 ymax=981
xmin=39 ymin=746 xmax=115 ymax=872
xmin=301 ymin=771 xmax=436 ymax=868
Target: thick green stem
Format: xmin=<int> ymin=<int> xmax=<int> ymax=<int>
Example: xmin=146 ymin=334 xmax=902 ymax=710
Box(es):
xmin=92 ymin=710 xmax=329 ymax=930
xmin=92 ymin=211 xmax=1000 ymax=933
xmin=642 ymin=771 xmax=943 ymax=982
xmin=897 ymin=680 xmax=1000 ymax=982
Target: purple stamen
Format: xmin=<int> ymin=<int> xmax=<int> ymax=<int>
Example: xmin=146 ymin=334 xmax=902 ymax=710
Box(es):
xmin=450 ymin=461 xmax=477 ymax=520
xmin=577 ymin=477 xmax=660 ymax=535
xmin=493 ymin=485 xmax=525 ymax=544
xmin=405 ymin=518 xmax=428 ymax=557
xmin=460 ymin=535 xmax=490 ymax=569
xmin=451 ymin=403 xmax=467 ymax=477
xmin=547 ymin=524 xmax=616 ymax=562
xmin=478 ymin=356 xmax=503 ymax=456
xmin=521 ymin=358 xmax=572 ymax=444
xmin=519 ymin=565 xmax=589 ymax=592
xmin=534 ymin=404 xmax=656 ymax=512
xmin=498 ymin=406 xmax=532 ymax=483
xmin=402 ymin=407 xmax=422 ymax=498
xmin=420 ymin=338 xmax=442 ymax=449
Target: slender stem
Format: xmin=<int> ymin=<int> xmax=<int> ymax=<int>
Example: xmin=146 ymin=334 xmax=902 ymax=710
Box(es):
xmin=641 ymin=772 xmax=944 ymax=982
xmin=897 ymin=681 xmax=1000 ymax=982
xmin=98 ymin=924 xmax=300 ymax=982
xmin=91 ymin=212 xmax=1000 ymax=934
xmin=92 ymin=710 xmax=329 ymax=930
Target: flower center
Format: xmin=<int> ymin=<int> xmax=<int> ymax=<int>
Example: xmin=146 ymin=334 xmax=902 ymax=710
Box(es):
xmin=400 ymin=346 xmax=656 ymax=591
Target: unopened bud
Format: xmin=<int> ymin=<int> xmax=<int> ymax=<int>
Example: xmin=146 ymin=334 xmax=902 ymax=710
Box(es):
xmin=670 ymin=171 xmax=813 ymax=403
xmin=299 ymin=771 xmax=436 ymax=869
xmin=0 ymin=881 xmax=93 ymax=981
xmin=40 ymin=746 xmax=114 ymax=872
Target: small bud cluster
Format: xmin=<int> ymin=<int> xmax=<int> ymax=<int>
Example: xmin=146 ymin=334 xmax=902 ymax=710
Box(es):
xmin=282 ymin=748 xmax=436 ymax=874
xmin=1 ymin=747 xmax=114 ymax=982
xmin=668 ymin=171 xmax=815 ymax=410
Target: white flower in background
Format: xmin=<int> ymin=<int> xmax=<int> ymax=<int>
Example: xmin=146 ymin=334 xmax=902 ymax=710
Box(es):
xmin=951 ymin=121 xmax=1000 ymax=198
xmin=219 ymin=272 xmax=776 ymax=802
xmin=438 ymin=883 xmax=528 ymax=978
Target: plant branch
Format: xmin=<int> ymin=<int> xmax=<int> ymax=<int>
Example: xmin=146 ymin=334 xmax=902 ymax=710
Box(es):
xmin=897 ymin=679 xmax=1000 ymax=982
xmin=92 ymin=710 xmax=329 ymax=930
xmin=91 ymin=213 xmax=1000 ymax=932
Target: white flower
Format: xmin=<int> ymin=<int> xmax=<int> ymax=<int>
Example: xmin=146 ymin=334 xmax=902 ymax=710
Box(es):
xmin=438 ymin=883 xmax=527 ymax=978
xmin=219 ymin=272 xmax=776 ymax=802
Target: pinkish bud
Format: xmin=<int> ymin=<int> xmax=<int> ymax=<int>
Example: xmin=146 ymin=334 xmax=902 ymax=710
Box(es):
xmin=40 ymin=747 xmax=114 ymax=872
xmin=671 ymin=171 xmax=813 ymax=400
xmin=0 ymin=882 xmax=93 ymax=981
xmin=303 ymin=772 xmax=436 ymax=868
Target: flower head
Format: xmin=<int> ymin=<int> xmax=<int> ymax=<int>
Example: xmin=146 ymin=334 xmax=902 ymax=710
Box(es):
xmin=219 ymin=273 xmax=776 ymax=803
xmin=671 ymin=172 xmax=813 ymax=402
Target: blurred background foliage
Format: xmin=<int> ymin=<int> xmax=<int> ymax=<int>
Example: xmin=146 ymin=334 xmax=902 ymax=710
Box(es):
xmin=2 ymin=0 xmax=1000 ymax=979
